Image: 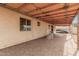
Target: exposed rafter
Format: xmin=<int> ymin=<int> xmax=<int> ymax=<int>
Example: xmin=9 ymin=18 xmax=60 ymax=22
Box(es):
xmin=43 ymin=19 xmax=72 ymax=24
xmin=0 ymin=3 xmax=78 ymax=24
xmin=35 ymin=9 xmax=77 ymax=18
xmin=26 ymin=3 xmax=56 ymax=13
xmin=36 ymin=12 xmax=76 ymax=19
xmin=38 ymin=17 xmax=73 ymax=22
xmin=45 ymin=17 xmax=73 ymax=24
xmin=16 ymin=3 xmax=26 ymax=9
xmin=0 ymin=4 xmax=33 ymax=17
xmin=31 ymin=4 xmax=78 ymax=16
xmin=38 ymin=15 xmax=74 ymax=20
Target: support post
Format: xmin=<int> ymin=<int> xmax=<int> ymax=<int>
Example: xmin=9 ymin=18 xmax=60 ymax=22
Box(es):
xmin=77 ymin=13 xmax=79 ymax=49
xmin=77 ymin=8 xmax=79 ymax=49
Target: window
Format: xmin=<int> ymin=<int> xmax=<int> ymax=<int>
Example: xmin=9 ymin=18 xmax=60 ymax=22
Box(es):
xmin=20 ymin=17 xmax=31 ymax=31
xmin=27 ymin=20 xmax=31 ymax=26
xmin=26 ymin=20 xmax=31 ymax=31
xmin=20 ymin=17 xmax=26 ymax=31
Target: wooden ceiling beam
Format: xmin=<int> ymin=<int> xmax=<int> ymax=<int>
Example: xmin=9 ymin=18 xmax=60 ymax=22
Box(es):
xmin=32 ymin=4 xmax=78 ymax=16
xmin=26 ymin=3 xmax=56 ymax=13
xmin=38 ymin=16 xmax=73 ymax=21
xmin=43 ymin=19 xmax=71 ymax=24
xmin=36 ymin=14 xmax=75 ymax=20
xmin=0 ymin=4 xmax=33 ymax=18
xmin=37 ymin=14 xmax=74 ymax=24
xmin=37 ymin=15 xmax=73 ymax=24
xmin=46 ymin=18 xmax=73 ymax=24
xmin=48 ymin=16 xmax=73 ymax=19
xmin=36 ymin=6 xmax=77 ymax=24
xmin=36 ymin=13 xmax=75 ymax=19
xmin=42 ymin=17 xmax=73 ymax=21
xmin=35 ymin=9 xmax=77 ymax=18
xmin=52 ymin=15 xmax=74 ymax=18
xmin=32 ymin=5 xmax=64 ymax=16
xmin=16 ymin=3 xmax=26 ymax=9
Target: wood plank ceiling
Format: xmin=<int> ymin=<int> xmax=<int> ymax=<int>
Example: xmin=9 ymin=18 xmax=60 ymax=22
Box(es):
xmin=0 ymin=3 xmax=79 ymax=24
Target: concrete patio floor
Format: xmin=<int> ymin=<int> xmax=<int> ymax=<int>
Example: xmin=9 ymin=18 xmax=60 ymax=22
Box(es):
xmin=0 ymin=33 xmax=77 ymax=56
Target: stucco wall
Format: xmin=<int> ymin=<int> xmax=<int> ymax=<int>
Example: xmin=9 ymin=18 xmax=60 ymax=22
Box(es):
xmin=0 ymin=6 xmax=51 ymax=49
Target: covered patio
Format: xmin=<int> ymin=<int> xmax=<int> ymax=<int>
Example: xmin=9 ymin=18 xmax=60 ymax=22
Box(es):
xmin=0 ymin=3 xmax=78 ymax=56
